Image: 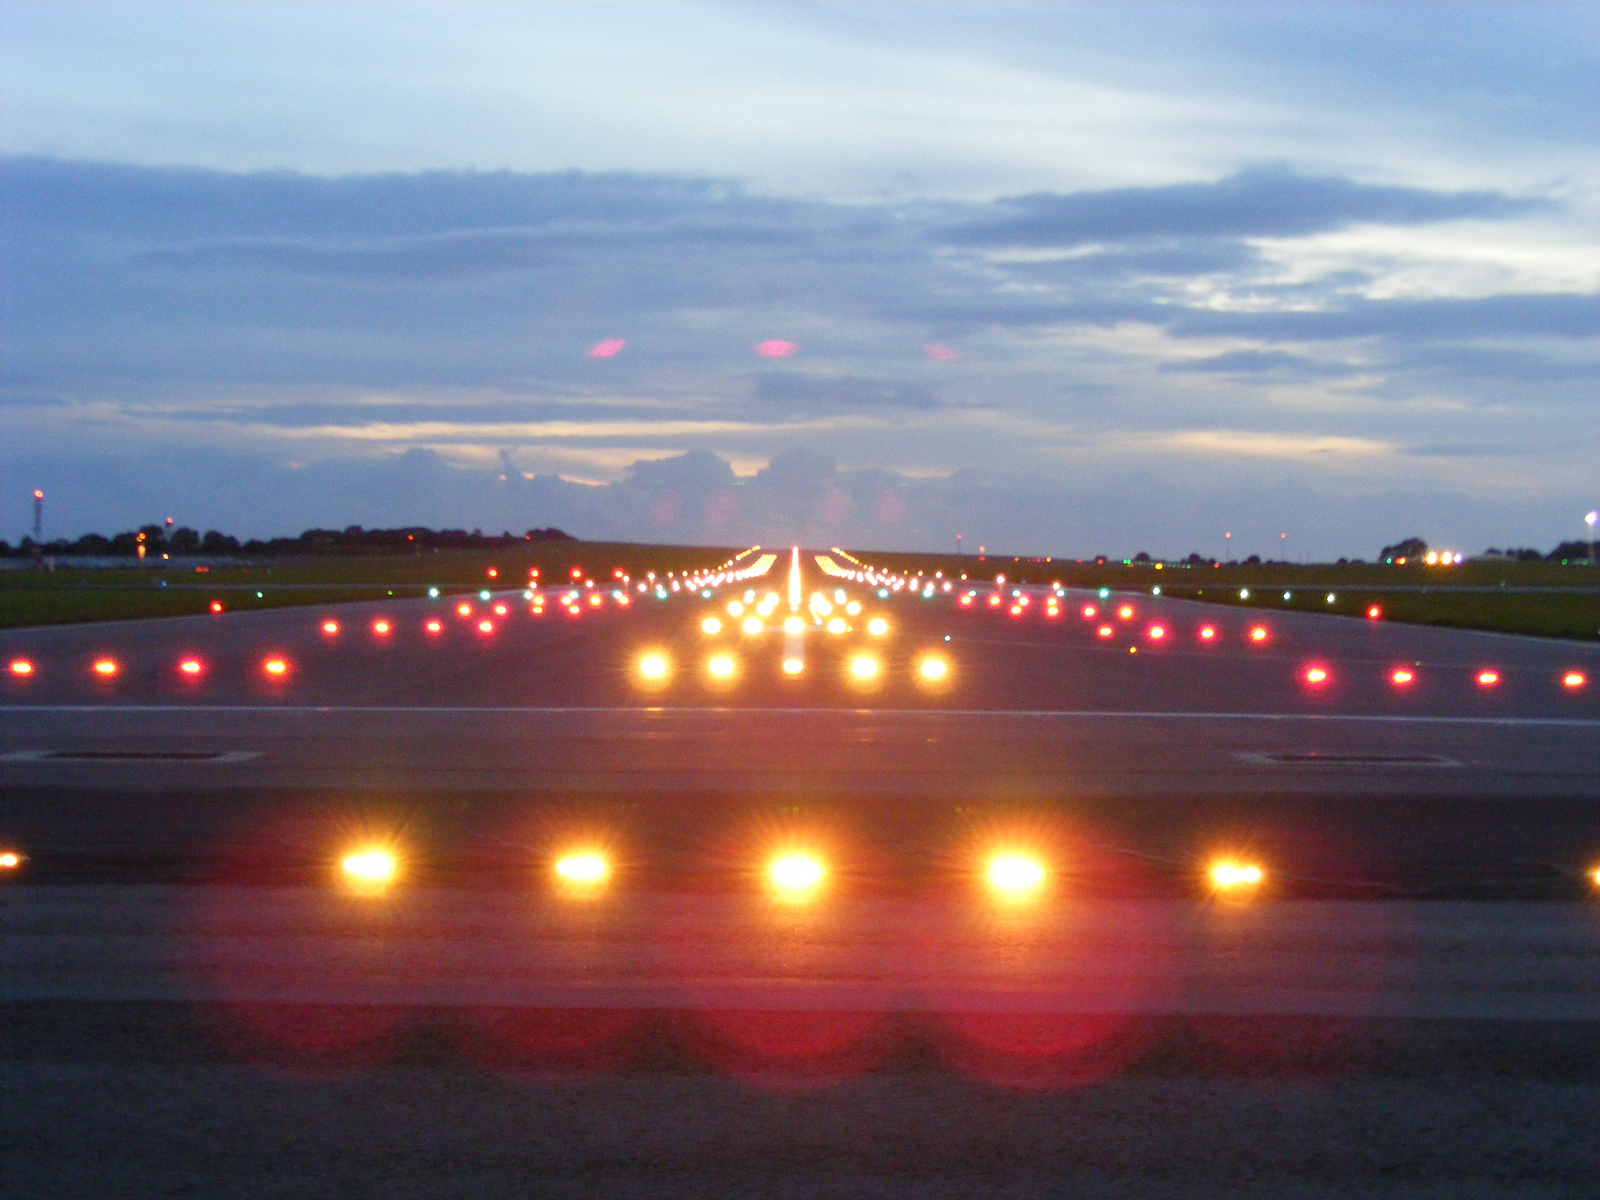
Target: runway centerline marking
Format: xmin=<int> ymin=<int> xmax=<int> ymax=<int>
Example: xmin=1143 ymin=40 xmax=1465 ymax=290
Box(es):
xmin=1 ymin=705 xmax=1597 ymax=728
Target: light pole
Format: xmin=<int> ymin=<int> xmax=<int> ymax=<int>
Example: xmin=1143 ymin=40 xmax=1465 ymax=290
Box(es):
xmin=32 ymin=490 xmax=42 ymax=543
xmin=1224 ymin=531 xmax=1231 ymax=562
xmin=956 ymin=534 xmax=963 ymax=555
xmin=1587 ymin=510 xmax=1597 ymax=564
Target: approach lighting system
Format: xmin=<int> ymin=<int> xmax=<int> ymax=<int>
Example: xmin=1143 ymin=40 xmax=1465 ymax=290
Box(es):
xmin=340 ymin=847 xmax=398 ymax=894
xmin=1118 ymin=606 xmax=1134 ymax=620
xmin=782 ymin=657 xmax=805 ymax=676
xmin=707 ymin=653 xmax=737 ymax=680
xmin=986 ymin=854 xmax=1045 ymax=895
xmin=702 ymin=617 xmax=722 ymax=635
xmin=768 ymin=852 xmax=825 ymax=895
xmin=917 ymin=656 xmax=949 ymax=682
xmin=637 ymin=652 xmax=670 ymax=683
xmin=372 ymin=620 xmax=390 ymax=636
xmin=1148 ymin=625 xmax=1166 ymax=641
xmin=1198 ymin=626 xmax=1216 ymax=642
xmin=457 ymin=603 xmax=473 ymax=617
xmin=867 ymin=617 xmax=888 ymax=636
xmin=425 ymin=619 xmax=443 ymax=634
xmin=1208 ymin=860 xmax=1263 ymax=891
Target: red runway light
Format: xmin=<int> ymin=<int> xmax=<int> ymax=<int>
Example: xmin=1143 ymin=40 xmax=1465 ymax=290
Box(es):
xmin=92 ymin=658 xmax=119 ymax=677
xmin=1476 ymin=669 xmax=1500 ymax=688
xmin=1563 ymin=671 xmax=1587 ymax=689
xmin=424 ymin=619 xmax=443 ymax=634
xmin=9 ymin=659 xmax=34 ymax=677
xmin=1198 ymin=626 xmax=1216 ymax=641
xmin=372 ymin=620 xmax=391 ymax=636
xmin=209 ymin=601 xmax=224 ymax=613
xmin=1097 ymin=625 xmax=1114 ymax=639
xmin=486 ymin=568 xmax=498 ymax=579
xmin=1118 ymin=605 xmax=1134 ymax=620
xmin=457 ymin=603 xmax=472 ymax=617
xmin=1081 ymin=605 xmax=1097 ymax=619
xmin=987 ymin=595 xmax=1001 ymax=607
xmin=1147 ymin=625 xmax=1165 ymax=641
xmin=1304 ymin=665 xmax=1329 ymax=685
xmin=493 ymin=603 xmax=508 ymax=616
xmin=1248 ymin=626 xmax=1269 ymax=643
xmin=1390 ymin=667 xmax=1415 ymax=686
xmin=1009 ymin=605 xmax=1023 ymax=616
xmin=477 ymin=620 xmax=494 ymax=634
xmin=178 ymin=658 xmax=204 ymax=676
xmin=959 ymin=594 xmax=973 ymax=606
xmin=321 ymin=620 xmax=340 ymax=635
xmin=1367 ymin=605 xmax=1382 ymax=620
xmin=262 ymin=657 xmax=288 ymax=677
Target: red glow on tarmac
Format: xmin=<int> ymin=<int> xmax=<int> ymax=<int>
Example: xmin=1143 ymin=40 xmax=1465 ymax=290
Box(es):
xmin=1476 ymin=669 xmax=1500 ymax=688
xmin=754 ymin=339 xmax=798 ymax=357
xmin=587 ymin=338 xmax=626 ymax=358
xmin=1367 ymin=605 xmax=1383 ymax=620
xmin=1391 ymin=667 xmax=1415 ymax=686
xmin=924 ymin=343 xmax=958 ymax=361
xmin=209 ymin=601 xmax=224 ymax=613
xmin=9 ymin=659 xmax=34 ymax=676
xmin=1198 ymin=626 xmax=1216 ymax=641
xmin=179 ymin=658 xmax=204 ymax=676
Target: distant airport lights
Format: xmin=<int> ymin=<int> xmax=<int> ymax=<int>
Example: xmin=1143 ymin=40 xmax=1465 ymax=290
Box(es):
xmin=1303 ymin=665 xmax=1330 ymax=686
xmin=262 ymin=657 xmax=289 ymax=677
xmin=209 ymin=601 xmax=224 ymax=614
xmin=1248 ymin=626 xmax=1269 ymax=644
xmin=918 ymin=656 xmax=949 ymax=682
xmin=1198 ymin=625 xmax=1217 ymax=642
xmin=9 ymin=659 xmax=34 ymax=676
xmin=1118 ymin=605 xmax=1135 ymax=621
xmin=1390 ymin=666 xmax=1416 ymax=686
xmin=457 ymin=603 xmax=473 ymax=617
xmin=1081 ymin=605 xmax=1097 ymax=619
xmin=0 ymin=850 xmax=23 ymax=871
xmin=848 ymin=654 xmax=880 ymax=681
xmin=1564 ymin=671 xmax=1588 ymax=689
xmin=1367 ymin=605 xmax=1383 ymax=620
xmin=372 ymin=619 xmax=391 ymax=636
xmin=477 ymin=620 xmax=495 ymax=634
xmin=1476 ymin=669 xmax=1500 ymax=688
xmin=702 ymin=617 xmax=722 ymax=635
xmin=783 ymin=616 xmax=805 ymax=635
xmin=782 ymin=657 xmax=805 ymax=676
xmin=1097 ymin=625 xmax=1115 ymax=639
xmin=178 ymin=658 xmax=204 ymax=677
xmin=1147 ymin=625 xmax=1166 ymax=641
xmin=92 ymin=658 xmax=119 ymax=677
xmin=867 ymin=617 xmax=889 ymax=636
xmin=424 ymin=619 xmax=443 ymax=635
xmin=826 ymin=617 xmax=847 ymax=634
xmin=321 ymin=620 xmax=340 ymax=635
xmin=742 ymin=617 xmax=762 ymax=635
xmin=707 ymin=653 xmax=737 ymax=681
xmin=637 ymin=652 xmax=670 ymax=684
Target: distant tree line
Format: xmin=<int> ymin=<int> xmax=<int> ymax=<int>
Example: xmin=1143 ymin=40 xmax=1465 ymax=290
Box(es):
xmin=0 ymin=525 xmax=574 ymax=559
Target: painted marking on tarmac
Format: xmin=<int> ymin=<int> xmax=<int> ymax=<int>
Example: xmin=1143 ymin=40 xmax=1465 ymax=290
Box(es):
xmin=1 ymin=749 xmax=262 ymax=763
xmin=1233 ymin=752 xmax=1462 ymax=767
xmin=1 ymin=705 xmax=1597 ymax=728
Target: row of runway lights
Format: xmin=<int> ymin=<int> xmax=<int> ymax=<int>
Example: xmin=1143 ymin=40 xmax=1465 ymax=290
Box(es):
xmin=7 ymin=841 xmax=1600 ymax=895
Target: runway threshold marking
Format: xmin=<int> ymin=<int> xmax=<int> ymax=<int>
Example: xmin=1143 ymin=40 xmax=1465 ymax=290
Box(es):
xmin=1 ymin=705 xmax=1598 ymax=728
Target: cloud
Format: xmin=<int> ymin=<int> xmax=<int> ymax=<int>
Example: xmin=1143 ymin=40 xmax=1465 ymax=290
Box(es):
xmin=938 ymin=166 xmax=1547 ymax=247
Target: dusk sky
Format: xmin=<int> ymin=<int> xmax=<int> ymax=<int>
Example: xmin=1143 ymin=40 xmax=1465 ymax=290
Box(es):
xmin=2 ymin=3 xmax=1596 ymax=559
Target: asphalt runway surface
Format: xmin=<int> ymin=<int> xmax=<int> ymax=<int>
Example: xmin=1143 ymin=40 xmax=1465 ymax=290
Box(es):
xmin=3 ymin=557 xmax=1600 ymax=1196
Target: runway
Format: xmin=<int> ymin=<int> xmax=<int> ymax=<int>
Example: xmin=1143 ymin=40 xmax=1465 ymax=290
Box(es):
xmin=3 ymin=556 xmax=1599 ymax=1196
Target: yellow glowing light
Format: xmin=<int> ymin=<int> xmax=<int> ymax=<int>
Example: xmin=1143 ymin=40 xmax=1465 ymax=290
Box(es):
xmin=1249 ymin=626 xmax=1269 ymax=643
xmin=262 ymin=658 xmax=288 ymax=676
xmin=341 ymin=848 xmax=397 ymax=891
xmin=555 ymin=852 xmax=610 ymax=885
xmin=849 ymin=655 xmax=879 ymax=680
xmin=638 ymin=653 xmax=669 ymax=680
xmin=0 ymin=851 xmax=22 ymax=869
xmin=845 ymin=601 xmax=862 ymax=616
xmin=708 ymin=654 xmax=736 ymax=678
xmin=1564 ymin=672 xmax=1586 ymax=689
xmin=321 ymin=620 xmax=340 ymax=635
xmin=9 ymin=660 xmax=34 ymax=676
xmin=918 ymin=656 xmax=948 ymax=681
xmin=986 ymin=854 xmax=1045 ymax=893
xmin=769 ymin=853 xmax=825 ymax=892
xmin=866 ymin=617 xmax=888 ymax=636
xmin=782 ymin=656 xmax=805 ymax=675
xmin=813 ymin=598 xmax=834 ymax=617
xmin=783 ymin=616 xmax=805 ymax=635
xmin=701 ymin=617 xmax=722 ymax=635
xmin=457 ymin=603 xmax=472 ymax=616
xmin=742 ymin=617 xmax=762 ymax=635
xmin=727 ymin=600 xmax=744 ymax=616
xmin=826 ymin=617 xmax=847 ymax=634
xmin=179 ymin=658 xmax=203 ymax=676
xmin=1209 ymin=860 xmax=1263 ymax=889
xmin=93 ymin=659 xmax=118 ymax=677
xmin=373 ymin=620 xmax=391 ymax=635
xmin=1118 ymin=605 xmax=1134 ymax=620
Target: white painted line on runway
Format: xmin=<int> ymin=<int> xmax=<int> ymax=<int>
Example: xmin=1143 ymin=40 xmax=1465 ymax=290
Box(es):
xmin=2 ymin=704 xmax=1598 ymax=727
xmin=0 ymin=749 xmax=261 ymax=763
